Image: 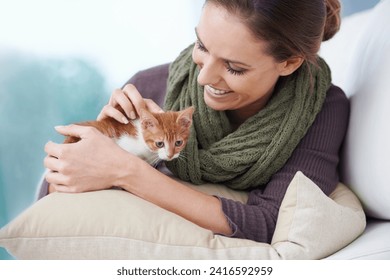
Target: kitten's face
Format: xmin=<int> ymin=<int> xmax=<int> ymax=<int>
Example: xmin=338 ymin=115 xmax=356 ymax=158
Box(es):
xmin=140 ymin=107 xmax=194 ymax=161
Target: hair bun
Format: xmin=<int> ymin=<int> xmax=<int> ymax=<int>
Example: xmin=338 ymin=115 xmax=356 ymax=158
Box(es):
xmin=323 ymin=0 xmax=341 ymax=41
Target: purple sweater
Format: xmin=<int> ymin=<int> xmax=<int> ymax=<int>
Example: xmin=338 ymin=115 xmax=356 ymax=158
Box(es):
xmin=126 ymin=63 xmax=350 ymax=243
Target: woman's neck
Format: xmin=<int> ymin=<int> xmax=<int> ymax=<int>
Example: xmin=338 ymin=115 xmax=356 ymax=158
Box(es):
xmin=226 ymin=89 xmax=274 ymax=128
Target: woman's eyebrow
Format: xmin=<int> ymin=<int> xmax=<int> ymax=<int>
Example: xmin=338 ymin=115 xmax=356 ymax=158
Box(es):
xmin=194 ymin=27 xmax=252 ymax=68
xmin=194 ymin=28 xmax=206 ymax=49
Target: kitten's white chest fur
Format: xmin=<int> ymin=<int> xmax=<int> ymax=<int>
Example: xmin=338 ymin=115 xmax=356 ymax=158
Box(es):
xmin=115 ymin=119 xmax=159 ymax=166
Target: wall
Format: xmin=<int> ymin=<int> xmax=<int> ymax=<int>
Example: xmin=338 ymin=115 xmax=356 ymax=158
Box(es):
xmin=342 ymin=0 xmax=379 ymax=16
xmin=0 ymin=0 xmax=203 ymax=260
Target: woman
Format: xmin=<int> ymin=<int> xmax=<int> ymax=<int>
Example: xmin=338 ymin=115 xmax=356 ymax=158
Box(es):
xmin=43 ymin=0 xmax=348 ymax=243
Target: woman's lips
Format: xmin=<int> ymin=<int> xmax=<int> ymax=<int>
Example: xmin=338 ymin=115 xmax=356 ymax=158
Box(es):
xmin=205 ymin=85 xmax=232 ymax=95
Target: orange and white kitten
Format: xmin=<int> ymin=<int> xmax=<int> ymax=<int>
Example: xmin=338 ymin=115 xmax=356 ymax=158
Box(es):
xmin=64 ymin=107 xmax=194 ymax=166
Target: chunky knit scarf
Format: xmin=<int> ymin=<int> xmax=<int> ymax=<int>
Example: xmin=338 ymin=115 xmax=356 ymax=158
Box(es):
xmin=164 ymin=44 xmax=331 ymax=190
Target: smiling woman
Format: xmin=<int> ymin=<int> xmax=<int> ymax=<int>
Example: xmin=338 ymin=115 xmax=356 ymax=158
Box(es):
xmin=193 ymin=20 xmax=284 ymax=116
xmin=38 ymin=0 xmax=343 ymax=245
xmin=0 ymin=0 xmax=380 ymax=261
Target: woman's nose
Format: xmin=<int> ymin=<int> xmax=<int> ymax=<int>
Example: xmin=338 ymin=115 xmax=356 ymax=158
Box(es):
xmin=193 ymin=48 xmax=221 ymax=86
xmin=196 ymin=58 xmax=222 ymax=86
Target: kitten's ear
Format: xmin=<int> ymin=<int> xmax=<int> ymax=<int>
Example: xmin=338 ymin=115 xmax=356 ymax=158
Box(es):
xmin=177 ymin=106 xmax=194 ymax=129
xmin=140 ymin=109 xmax=159 ymax=131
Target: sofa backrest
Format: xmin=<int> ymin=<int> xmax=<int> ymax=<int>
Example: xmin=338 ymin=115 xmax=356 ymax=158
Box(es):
xmin=320 ymin=0 xmax=390 ymax=220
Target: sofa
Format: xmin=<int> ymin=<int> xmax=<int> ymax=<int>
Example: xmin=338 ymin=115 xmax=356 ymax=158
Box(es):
xmin=319 ymin=0 xmax=390 ymax=259
xmin=0 ymin=1 xmax=389 ymax=260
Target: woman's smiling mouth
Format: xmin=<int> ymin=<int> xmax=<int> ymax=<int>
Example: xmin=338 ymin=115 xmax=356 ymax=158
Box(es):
xmin=205 ymin=85 xmax=232 ymax=95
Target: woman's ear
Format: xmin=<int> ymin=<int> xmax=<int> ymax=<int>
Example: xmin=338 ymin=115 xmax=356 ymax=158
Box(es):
xmin=277 ymin=56 xmax=304 ymax=76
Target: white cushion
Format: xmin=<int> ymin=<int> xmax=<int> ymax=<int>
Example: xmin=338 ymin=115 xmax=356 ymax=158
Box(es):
xmin=0 ymin=172 xmax=365 ymax=259
xmin=320 ymin=10 xmax=370 ymax=93
xmin=326 ymin=221 xmax=390 ymax=260
xmin=320 ymin=0 xmax=390 ymax=220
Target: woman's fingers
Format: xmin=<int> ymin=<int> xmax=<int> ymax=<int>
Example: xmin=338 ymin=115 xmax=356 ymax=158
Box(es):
xmin=145 ymin=99 xmax=164 ymax=113
xmin=44 ymin=155 xmax=61 ymax=172
xmin=44 ymin=141 xmax=64 ymax=159
xmin=110 ymin=88 xmax=136 ymax=119
xmin=54 ymin=124 xmax=100 ymax=140
xmin=122 ymin=84 xmax=147 ymax=117
xmin=45 ymin=170 xmax=69 ymax=186
xmin=97 ymin=104 xmax=129 ymax=123
xmin=97 ymin=86 xmax=139 ymax=122
xmin=97 ymin=84 xmax=164 ymax=123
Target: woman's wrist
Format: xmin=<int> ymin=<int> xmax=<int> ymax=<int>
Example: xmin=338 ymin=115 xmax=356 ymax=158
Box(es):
xmin=111 ymin=152 xmax=149 ymax=190
xmin=117 ymin=162 xmax=232 ymax=235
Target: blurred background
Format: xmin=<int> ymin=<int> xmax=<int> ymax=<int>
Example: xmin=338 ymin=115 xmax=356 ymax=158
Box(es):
xmin=0 ymin=0 xmax=380 ymax=259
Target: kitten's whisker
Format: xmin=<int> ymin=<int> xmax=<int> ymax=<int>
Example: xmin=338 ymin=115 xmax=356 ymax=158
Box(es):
xmin=151 ymin=157 xmax=161 ymax=168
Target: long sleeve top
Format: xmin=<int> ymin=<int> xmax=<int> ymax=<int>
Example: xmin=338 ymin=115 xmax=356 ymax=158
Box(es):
xmin=125 ymin=63 xmax=350 ymax=243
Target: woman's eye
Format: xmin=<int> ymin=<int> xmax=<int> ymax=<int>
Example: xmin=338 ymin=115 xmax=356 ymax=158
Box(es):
xmin=175 ymin=140 xmax=183 ymax=147
xmin=155 ymin=141 xmax=164 ymax=148
xmin=196 ymin=40 xmax=207 ymax=52
xmin=226 ymin=63 xmax=247 ymax=76
xmin=227 ymin=67 xmax=245 ymax=76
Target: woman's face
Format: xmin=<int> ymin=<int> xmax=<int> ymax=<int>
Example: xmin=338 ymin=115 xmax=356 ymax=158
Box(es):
xmin=192 ymin=3 xmax=286 ymax=117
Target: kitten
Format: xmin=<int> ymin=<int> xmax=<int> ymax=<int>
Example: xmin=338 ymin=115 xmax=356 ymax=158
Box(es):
xmin=64 ymin=107 xmax=194 ymax=166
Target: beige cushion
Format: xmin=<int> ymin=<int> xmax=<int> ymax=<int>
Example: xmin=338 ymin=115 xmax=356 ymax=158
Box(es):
xmin=0 ymin=172 xmax=365 ymax=259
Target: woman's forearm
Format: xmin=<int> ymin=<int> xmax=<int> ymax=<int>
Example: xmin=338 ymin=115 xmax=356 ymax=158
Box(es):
xmin=44 ymin=123 xmax=232 ymax=235
xmin=117 ymin=159 xmax=232 ymax=236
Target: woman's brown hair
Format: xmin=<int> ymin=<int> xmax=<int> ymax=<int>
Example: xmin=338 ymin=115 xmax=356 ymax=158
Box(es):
xmin=205 ymin=0 xmax=341 ymax=66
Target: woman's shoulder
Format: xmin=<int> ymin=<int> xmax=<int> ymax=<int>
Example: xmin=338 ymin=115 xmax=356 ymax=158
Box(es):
xmin=325 ymin=84 xmax=349 ymax=109
xmin=128 ymin=63 xmax=170 ymax=85
xmin=123 ymin=63 xmax=170 ymax=106
xmin=305 ymin=84 xmax=350 ymax=154
xmin=318 ymin=84 xmax=350 ymax=129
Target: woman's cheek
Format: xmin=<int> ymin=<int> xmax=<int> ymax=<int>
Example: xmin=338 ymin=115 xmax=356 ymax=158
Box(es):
xmin=192 ymin=47 xmax=204 ymax=68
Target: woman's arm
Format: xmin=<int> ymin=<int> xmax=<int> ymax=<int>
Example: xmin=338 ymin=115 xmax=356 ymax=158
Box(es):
xmin=118 ymin=157 xmax=232 ymax=235
xmin=44 ymin=123 xmax=232 ymax=235
xmin=40 ymin=65 xmax=171 ymax=198
xmin=219 ymin=85 xmax=350 ymax=243
xmin=110 ymin=66 xmax=349 ymax=244
xmin=44 ymin=63 xmax=232 ymax=235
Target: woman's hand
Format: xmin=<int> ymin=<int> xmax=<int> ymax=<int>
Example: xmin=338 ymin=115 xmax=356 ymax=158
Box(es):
xmin=44 ymin=118 xmax=232 ymax=236
xmin=44 ymin=124 xmax=136 ymax=193
xmin=97 ymin=84 xmax=163 ymax=123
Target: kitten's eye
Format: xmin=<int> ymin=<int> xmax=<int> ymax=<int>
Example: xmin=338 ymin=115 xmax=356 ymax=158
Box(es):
xmin=155 ymin=141 xmax=164 ymax=148
xmin=175 ymin=140 xmax=183 ymax=147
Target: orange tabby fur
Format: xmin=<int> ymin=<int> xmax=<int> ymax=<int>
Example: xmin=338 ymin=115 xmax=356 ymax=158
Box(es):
xmin=64 ymin=106 xmax=194 ymax=163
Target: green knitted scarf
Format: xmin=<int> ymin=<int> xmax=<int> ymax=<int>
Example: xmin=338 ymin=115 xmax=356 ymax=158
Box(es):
xmin=164 ymin=44 xmax=331 ymax=190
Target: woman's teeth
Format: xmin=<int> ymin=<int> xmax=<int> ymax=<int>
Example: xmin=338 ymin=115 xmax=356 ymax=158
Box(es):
xmin=206 ymin=85 xmax=230 ymax=95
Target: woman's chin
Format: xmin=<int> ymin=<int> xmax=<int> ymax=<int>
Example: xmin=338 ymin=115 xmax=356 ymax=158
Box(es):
xmin=203 ymin=90 xmax=236 ymax=111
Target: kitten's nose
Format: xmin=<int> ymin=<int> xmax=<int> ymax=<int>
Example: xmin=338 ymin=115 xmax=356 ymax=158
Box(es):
xmin=167 ymin=154 xmax=174 ymax=160
xmin=166 ymin=146 xmax=175 ymax=160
